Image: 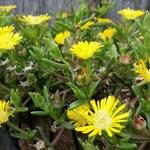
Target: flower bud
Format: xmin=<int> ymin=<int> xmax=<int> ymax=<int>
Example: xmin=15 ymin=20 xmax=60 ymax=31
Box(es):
xmin=133 ymin=115 xmax=146 ymax=130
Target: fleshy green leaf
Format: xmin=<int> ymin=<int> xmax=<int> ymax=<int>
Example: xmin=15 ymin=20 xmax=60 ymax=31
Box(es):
xmin=67 ymin=82 xmax=87 ymax=99
xmin=87 ymin=80 xmax=100 ymax=99
xmin=10 ymin=89 xmax=22 ymax=107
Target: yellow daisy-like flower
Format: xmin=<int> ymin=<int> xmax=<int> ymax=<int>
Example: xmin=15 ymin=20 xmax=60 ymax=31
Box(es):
xmin=61 ymin=12 xmax=68 ymax=19
xmin=134 ymin=59 xmax=150 ymax=82
xmin=54 ymin=31 xmax=71 ymax=45
xmin=118 ymin=8 xmax=145 ymax=20
xmin=70 ymin=41 xmax=102 ymax=59
xmin=0 ymin=26 xmax=15 ymax=33
xmin=0 ymin=26 xmax=22 ymax=50
xmin=0 ymin=5 xmax=16 ymax=12
xmin=19 ymin=14 xmax=51 ymax=25
xmin=75 ymin=96 xmax=129 ymax=137
xmin=67 ymin=104 xmax=90 ymax=127
xmin=97 ymin=18 xmax=112 ymax=24
xmin=98 ymin=28 xmax=116 ymax=42
xmin=0 ymin=100 xmax=12 ymax=126
xmin=80 ymin=21 xmax=94 ymax=30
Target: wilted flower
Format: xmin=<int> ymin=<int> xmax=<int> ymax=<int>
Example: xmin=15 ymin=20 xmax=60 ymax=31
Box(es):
xmin=6 ymin=65 xmax=16 ymax=72
xmin=33 ymin=140 xmax=45 ymax=150
xmin=0 ymin=58 xmax=9 ymax=66
xmin=19 ymin=14 xmax=51 ymax=25
xmin=67 ymin=104 xmax=90 ymax=127
xmin=118 ymin=8 xmax=145 ymax=20
xmin=0 ymin=5 xmax=16 ymax=12
xmin=0 ymin=26 xmax=22 ymax=51
xmin=70 ymin=41 xmax=102 ymax=59
xmin=119 ymin=54 xmax=132 ymax=64
xmin=75 ymin=96 xmax=129 ymax=137
xmin=134 ymin=59 xmax=150 ymax=82
xmin=98 ymin=28 xmax=116 ymax=42
xmin=0 ymin=100 xmax=12 ymax=126
xmin=19 ymin=80 xmax=30 ymax=88
xmin=80 ymin=21 xmax=94 ymax=30
xmin=97 ymin=18 xmax=112 ymax=24
xmin=54 ymin=31 xmax=70 ymax=45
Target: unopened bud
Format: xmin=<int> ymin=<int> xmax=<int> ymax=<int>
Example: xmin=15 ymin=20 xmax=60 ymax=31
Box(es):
xmin=133 ymin=115 xmax=146 ymax=130
xmin=119 ymin=54 xmax=131 ymax=64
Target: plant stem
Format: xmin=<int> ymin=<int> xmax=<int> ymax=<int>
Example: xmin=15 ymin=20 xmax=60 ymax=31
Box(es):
xmin=6 ymin=121 xmax=25 ymax=134
xmin=138 ymin=142 xmax=147 ymax=150
xmin=88 ymin=135 xmax=96 ymax=143
xmin=85 ymin=59 xmax=92 ymax=71
xmin=8 ymin=50 xmax=15 ymax=66
xmin=6 ymin=121 xmax=41 ymax=141
xmin=51 ymin=127 xmax=64 ymax=146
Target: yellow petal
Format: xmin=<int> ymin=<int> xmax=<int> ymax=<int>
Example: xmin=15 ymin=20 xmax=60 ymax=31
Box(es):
xmin=106 ymin=96 xmax=115 ymax=112
xmin=106 ymin=129 xmax=113 ymax=137
xmin=111 ymin=123 xmax=125 ymax=129
xmin=110 ymin=127 xmax=121 ymax=133
xmin=112 ymin=104 xmax=126 ymax=117
xmin=90 ymin=100 xmax=98 ymax=112
xmin=100 ymin=97 xmax=107 ymax=109
xmin=113 ymin=119 xmax=128 ymax=123
xmin=88 ymin=128 xmax=99 ymax=137
xmin=75 ymin=125 xmax=94 ymax=132
xmin=113 ymin=112 xmax=129 ymax=120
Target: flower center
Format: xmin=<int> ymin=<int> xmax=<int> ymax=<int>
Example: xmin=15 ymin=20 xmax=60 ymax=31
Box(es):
xmin=94 ymin=110 xmax=112 ymax=130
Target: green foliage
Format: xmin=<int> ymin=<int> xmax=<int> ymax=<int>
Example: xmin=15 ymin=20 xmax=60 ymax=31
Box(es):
xmin=10 ymin=89 xmax=28 ymax=112
xmin=78 ymin=138 xmax=100 ymax=150
xmin=29 ymin=86 xmax=63 ymax=120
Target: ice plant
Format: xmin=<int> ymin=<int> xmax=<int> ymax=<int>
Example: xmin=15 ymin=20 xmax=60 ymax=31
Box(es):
xmin=0 ymin=5 xmax=16 ymax=12
xmin=98 ymin=28 xmax=116 ymax=42
xmin=70 ymin=41 xmax=102 ymax=59
xmin=0 ymin=100 xmax=12 ymax=126
xmin=134 ymin=59 xmax=150 ymax=82
xmin=118 ymin=8 xmax=145 ymax=20
xmin=67 ymin=104 xmax=90 ymax=127
xmin=19 ymin=14 xmax=51 ymax=25
xmin=54 ymin=31 xmax=70 ymax=45
xmin=75 ymin=96 xmax=129 ymax=137
xmin=0 ymin=26 xmax=22 ymax=50
xmin=97 ymin=18 xmax=112 ymax=24
xmin=80 ymin=21 xmax=94 ymax=30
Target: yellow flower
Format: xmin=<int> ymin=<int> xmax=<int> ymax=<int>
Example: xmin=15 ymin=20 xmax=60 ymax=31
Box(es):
xmin=0 ymin=26 xmax=15 ymax=33
xmin=0 ymin=100 xmax=12 ymax=126
xmin=54 ymin=31 xmax=70 ymax=45
xmin=75 ymin=96 xmax=129 ymax=137
xmin=97 ymin=18 xmax=112 ymax=24
xmin=134 ymin=59 xmax=150 ymax=82
xmin=70 ymin=41 xmax=102 ymax=59
xmin=118 ymin=8 xmax=145 ymax=20
xmin=67 ymin=104 xmax=90 ymax=127
xmin=19 ymin=14 xmax=51 ymax=25
xmin=0 ymin=26 xmax=22 ymax=50
xmin=61 ymin=12 xmax=67 ymax=19
xmin=0 ymin=5 xmax=16 ymax=12
xmin=80 ymin=21 xmax=94 ymax=30
xmin=98 ymin=28 xmax=116 ymax=42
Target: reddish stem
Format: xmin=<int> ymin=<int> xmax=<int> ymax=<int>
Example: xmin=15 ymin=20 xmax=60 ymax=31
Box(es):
xmin=51 ymin=127 xmax=64 ymax=147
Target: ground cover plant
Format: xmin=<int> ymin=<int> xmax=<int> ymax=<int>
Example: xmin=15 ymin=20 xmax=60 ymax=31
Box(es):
xmin=0 ymin=0 xmax=150 ymax=149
